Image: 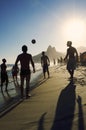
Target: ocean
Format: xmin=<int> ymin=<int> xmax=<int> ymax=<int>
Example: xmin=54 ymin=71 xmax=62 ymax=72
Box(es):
xmin=0 ymin=63 xmax=43 ymax=111
xmin=0 ymin=63 xmax=42 ymax=85
xmin=0 ymin=62 xmax=56 ymax=92
xmin=0 ymin=62 xmax=61 ymax=112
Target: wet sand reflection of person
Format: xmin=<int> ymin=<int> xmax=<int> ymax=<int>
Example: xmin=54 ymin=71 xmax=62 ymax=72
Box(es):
xmin=64 ymin=41 xmax=78 ymax=79
xmin=0 ymin=58 xmax=8 ymax=92
xmin=15 ymin=45 xmax=35 ymax=99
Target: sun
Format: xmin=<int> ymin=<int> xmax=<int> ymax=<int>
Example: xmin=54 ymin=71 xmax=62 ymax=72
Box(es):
xmin=63 ymin=18 xmax=85 ymax=43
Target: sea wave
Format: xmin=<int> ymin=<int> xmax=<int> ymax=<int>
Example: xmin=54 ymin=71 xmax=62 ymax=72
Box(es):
xmin=0 ymin=63 xmax=42 ymax=83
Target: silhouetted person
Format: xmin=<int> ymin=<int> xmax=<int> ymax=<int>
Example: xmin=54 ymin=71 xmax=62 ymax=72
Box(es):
xmin=15 ymin=45 xmax=35 ymax=99
xmin=41 ymin=51 xmax=50 ymax=79
xmin=12 ymin=65 xmax=19 ymax=82
xmin=64 ymin=41 xmax=78 ymax=79
xmin=60 ymin=56 xmax=63 ymax=63
xmin=57 ymin=58 xmax=60 ymax=63
xmin=53 ymin=59 xmax=56 ymax=65
xmin=0 ymin=58 xmax=8 ymax=91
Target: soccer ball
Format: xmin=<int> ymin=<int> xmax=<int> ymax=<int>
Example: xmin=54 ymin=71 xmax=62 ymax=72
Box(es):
xmin=31 ymin=39 xmax=36 ymax=44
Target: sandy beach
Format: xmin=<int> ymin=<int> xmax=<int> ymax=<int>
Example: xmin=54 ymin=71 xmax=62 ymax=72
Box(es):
xmin=0 ymin=64 xmax=86 ymax=130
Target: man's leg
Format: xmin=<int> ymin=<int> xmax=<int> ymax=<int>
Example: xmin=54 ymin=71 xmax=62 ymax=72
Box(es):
xmin=5 ymin=75 xmax=8 ymax=91
xmin=47 ymin=66 xmax=50 ymax=78
xmin=1 ymin=75 xmax=4 ymax=92
xmin=43 ymin=72 xmax=46 ymax=79
xmin=1 ymin=82 xmax=3 ymax=92
xmin=68 ymin=69 xmax=72 ymax=78
xmin=68 ymin=69 xmax=74 ymax=78
xmin=20 ymin=75 xmax=24 ymax=98
xmin=71 ymin=70 xmax=74 ymax=78
xmin=26 ymin=74 xmax=30 ymax=98
xmin=43 ymin=66 xmax=46 ymax=79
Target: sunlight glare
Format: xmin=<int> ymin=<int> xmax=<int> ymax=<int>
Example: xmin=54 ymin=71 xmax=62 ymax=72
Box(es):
xmin=64 ymin=19 xmax=85 ymax=42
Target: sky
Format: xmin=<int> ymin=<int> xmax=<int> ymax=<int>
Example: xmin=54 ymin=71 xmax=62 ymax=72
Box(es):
xmin=0 ymin=0 xmax=86 ymax=64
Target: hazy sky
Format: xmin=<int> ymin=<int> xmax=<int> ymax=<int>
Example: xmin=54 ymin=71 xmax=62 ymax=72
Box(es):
xmin=0 ymin=0 xmax=86 ymax=64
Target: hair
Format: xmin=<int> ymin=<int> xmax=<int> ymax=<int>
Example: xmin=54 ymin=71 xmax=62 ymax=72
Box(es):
xmin=2 ymin=58 xmax=6 ymax=63
xmin=22 ymin=45 xmax=28 ymax=52
xmin=42 ymin=51 xmax=45 ymax=55
xmin=67 ymin=41 xmax=72 ymax=46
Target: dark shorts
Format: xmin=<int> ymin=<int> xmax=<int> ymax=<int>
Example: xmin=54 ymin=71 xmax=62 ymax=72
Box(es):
xmin=43 ymin=64 xmax=49 ymax=73
xmin=67 ymin=58 xmax=76 ymax=70
xmin=20 ymin=69 xmax=31 ymax=76
xmin=1 ymin=73 xmax=8 ymax=83
xmin=12 ymin=72 xmax=18 ymax=76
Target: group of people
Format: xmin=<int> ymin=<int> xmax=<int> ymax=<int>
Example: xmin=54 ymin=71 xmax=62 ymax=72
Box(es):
xmin=0 ymin=45 xmax=50 ymax=99
xmin=0 ymin=41 xmax=78 ymax=99
xmin=0 ymin=59 xmax=19 ymax=92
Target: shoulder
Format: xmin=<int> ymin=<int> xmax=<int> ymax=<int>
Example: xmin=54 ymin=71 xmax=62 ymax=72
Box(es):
xmin=17 ymin=53 xmax=22 ymax=58
xmin=72 ymin=46 xmax=76 ymax=49
xmin=26 ymin=53 xmax=33 ymax=59
xmin=44 ymin=55 xmax=47 ymax=58
xmin=18 ymin=53 xmax=32 ymax=57
xmin=28 ymin=53 xmax=32 ymax=57
xmin=72 ymin=47 xmax=77 ymax=51
xmin=46 ymin=55 xmax=48 ymax=58
xmin=29 ymin=53 xmax=32 ymax=56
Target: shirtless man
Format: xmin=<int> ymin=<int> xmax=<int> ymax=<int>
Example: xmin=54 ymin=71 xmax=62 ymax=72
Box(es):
xmin=41 ymin=51 xmax=50 ymax=79
xmin=15 ymin=45 xmax=35 ymax=99
xmin=64 ymin=41 xmax=78 ymax=79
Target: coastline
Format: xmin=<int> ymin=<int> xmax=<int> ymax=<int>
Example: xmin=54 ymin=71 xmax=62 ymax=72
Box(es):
xmin=0 ymin=63 xmax=86 ymax=118
xmin=0 ymin=64 xmax=53 ymax=115
xmin=0 ymin=64 xmax=86 ymax=129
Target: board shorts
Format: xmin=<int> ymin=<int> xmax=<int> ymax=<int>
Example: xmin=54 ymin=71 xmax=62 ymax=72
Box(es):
xmin=43 ymin=64 xmax=49 ymax=73
xmin=67 ymin=58 xmax=76 ymax=70
xmin=1 ymin=72 xmax=8 ymax=83
xmin=20 ymin=69 xmax=31 ymax=76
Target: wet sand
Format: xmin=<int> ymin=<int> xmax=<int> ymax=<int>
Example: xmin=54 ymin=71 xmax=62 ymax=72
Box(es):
xmin=0 ymin=65 xmax=86 ymax=130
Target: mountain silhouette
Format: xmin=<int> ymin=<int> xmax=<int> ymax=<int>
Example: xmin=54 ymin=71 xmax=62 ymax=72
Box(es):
xmin=33 ymin=45 xmax=65 ymax=63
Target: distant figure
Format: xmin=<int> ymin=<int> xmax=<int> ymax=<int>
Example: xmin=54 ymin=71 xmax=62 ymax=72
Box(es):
xmin=64 ymin=41 xmax=78 ymax=79
xmin=41 ymin=51 xmax=50 ymax=79
xmin=57 ymin=58 xmax=60 ymax=63
xmin=15 ymin=45 xmax=35 ymax=99
xmin=60 ymin=56 xmax=63 ymax=63
xmin=0 ymin=58 xmax=8 ymax=91
xmin=12 ymin=65 xmax=19 ymax=82
xmin=53 ymin=59 xmax=56 ymax=65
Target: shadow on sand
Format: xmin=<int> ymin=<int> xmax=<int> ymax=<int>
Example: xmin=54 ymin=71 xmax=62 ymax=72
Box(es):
xmin=77 ymin=95 xmax=85 ymax=130
xmin=37 ymin=112 xmax=47 ymax=130
xmin=51 ymin=80 xmax=76 ymax=130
